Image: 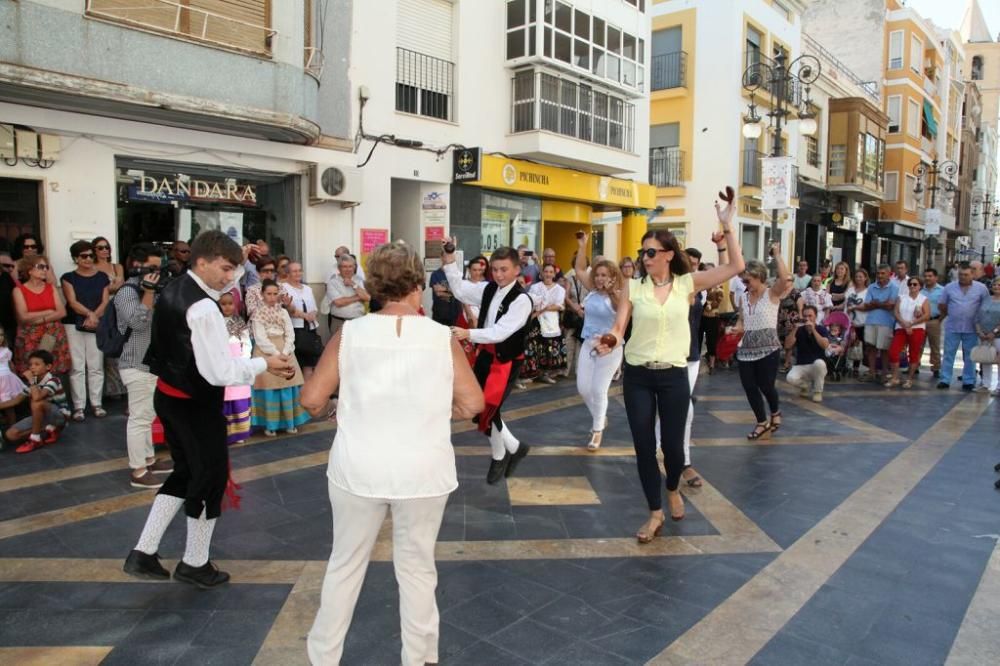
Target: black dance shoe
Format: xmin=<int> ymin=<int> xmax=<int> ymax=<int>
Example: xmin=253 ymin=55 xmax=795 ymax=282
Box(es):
xmin=486 ymin=453 xmax=510 ymax=484
xmin=123 ymin=549 xmax=170 ymax=580
xmin=173 ymin=560 xmax=230 ymax=589
xmin=505 ymin=444 xmax=531 ymax=478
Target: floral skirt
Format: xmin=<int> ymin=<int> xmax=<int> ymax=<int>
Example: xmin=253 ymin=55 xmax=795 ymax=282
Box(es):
xmin=14 ymin=322 xmax=71 ymax=375
xmin=522 ymin=319 xmax=565 ymax=379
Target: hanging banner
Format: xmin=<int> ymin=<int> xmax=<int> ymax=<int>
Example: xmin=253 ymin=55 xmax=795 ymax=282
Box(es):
xmin=761 ymin=156 xmax=794 ymax=211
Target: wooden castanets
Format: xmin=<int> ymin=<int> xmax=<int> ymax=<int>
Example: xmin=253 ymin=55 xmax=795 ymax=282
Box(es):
xmin=717 ymin=185 xmax=735 ymax=203
xmin=600 ymin=333 xmax=618 ymax=348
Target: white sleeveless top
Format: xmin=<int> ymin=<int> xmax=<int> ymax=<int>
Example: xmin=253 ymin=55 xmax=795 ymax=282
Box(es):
xmin=327 ymin=314 xmax=457 ymax=499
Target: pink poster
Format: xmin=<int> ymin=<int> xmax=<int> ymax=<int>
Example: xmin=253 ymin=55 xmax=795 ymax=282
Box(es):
xmin=425 ymin=226 xmax=445 ymax=241
xmin=360 ymin=228 xmax=388 ymax=255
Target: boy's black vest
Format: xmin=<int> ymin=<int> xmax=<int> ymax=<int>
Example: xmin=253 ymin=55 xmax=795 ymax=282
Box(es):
xmin=477 ymin=281 xmax=530 ymax=362
xmin=144 ymin=273 xmax=225 ymax=405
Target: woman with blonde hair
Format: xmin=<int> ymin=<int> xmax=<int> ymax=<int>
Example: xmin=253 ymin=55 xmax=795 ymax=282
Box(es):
xmin=572 ymin=249 xmax=624 ymax=450
xmin=828 ymin=261 xmax=851 ymax=311
xmin=304 ymin=242 xmax=483 ymax=666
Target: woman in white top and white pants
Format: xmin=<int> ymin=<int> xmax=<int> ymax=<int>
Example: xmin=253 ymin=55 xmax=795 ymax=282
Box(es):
xmin=301 ymin=243 xmax=483 ymax=666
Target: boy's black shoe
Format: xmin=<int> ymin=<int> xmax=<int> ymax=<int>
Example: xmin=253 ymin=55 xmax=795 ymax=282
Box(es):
xmin=123 ymin=549 xmax=170 ymax=580
xmin=173 ymin=560 xmax=230 ymax=589
xmin=505 ymin=444 xmax=531 ymax=478
xmin=486 ymin=453 xmax=510 ymax=484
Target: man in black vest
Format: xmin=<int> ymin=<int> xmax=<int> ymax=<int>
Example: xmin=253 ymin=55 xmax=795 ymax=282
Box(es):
xmin=123 ymin=231 xmax=293 ymax=588
xmin=444 ymin=242 xmax=532 ymax=483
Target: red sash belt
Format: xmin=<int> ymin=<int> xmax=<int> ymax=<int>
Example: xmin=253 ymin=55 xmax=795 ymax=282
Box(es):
xmin=476 ymin=344 xmax=523 ymax=433
xmin=156 ymin=379 xmax=192 ymax=399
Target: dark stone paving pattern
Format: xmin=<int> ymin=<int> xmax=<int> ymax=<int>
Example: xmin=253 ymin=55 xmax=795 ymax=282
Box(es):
xmin=0 ymin=371 xmax=996 ymax=664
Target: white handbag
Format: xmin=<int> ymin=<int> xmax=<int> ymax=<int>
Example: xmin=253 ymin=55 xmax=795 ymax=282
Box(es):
xmin=538 ymin=310 xmax=561 ymax=338
xmin=970 ymin=343 xmax=999 ymax=365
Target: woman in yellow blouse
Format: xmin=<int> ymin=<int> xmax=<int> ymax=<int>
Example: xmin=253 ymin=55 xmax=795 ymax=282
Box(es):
xmin=597 ymin=195 xmax=744 ymax=541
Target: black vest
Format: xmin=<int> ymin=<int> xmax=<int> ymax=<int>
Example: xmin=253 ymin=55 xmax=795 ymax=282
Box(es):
xmin=477 ymin=281 xmax=530 ymax=362
xmin=144 ymin=273 xmax=225 ymax=405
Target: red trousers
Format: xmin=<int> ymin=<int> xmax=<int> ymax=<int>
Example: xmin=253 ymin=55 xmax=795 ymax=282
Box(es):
xmin=889 ymin=328 xmax=926 ymax=365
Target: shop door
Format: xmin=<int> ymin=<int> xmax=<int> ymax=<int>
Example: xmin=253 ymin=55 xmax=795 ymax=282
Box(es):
xmin=832 ymin=230 xmax=857 ymax=270
xmin=0 ymin=178 xmax=41 ymax=250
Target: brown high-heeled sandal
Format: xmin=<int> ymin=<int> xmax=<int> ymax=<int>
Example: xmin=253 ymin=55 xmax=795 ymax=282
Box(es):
xmin=747 ymin=422 xmax=771 ymax=440
xmin=636 ymin=513 xmax=666 ymax=543
xmin=769 ymin=411 xmax=782 ymax=434
xmin=667 ymin=490 xmax=685 ymax=521
xmin=682 ymin=467 xmax=703 ymax=487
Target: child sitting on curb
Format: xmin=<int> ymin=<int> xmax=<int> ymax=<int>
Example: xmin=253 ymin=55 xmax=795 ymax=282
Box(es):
xmin=7 ymin=349 xmax=68 ymax=453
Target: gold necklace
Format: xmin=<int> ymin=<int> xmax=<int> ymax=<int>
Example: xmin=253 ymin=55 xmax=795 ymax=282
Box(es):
xmin=651 ymin=275 xmax=673 ymax=287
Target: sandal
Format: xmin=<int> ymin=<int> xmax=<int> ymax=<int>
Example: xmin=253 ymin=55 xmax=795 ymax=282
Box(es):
xmin=636 ymin=513 xmax=666 ymax=543
xmin=71 ymin=410 xmax=85 ymax=422
xmin=884 ymin=378 xmax=901 ymax=388
xmin=769 ymin=411 xmax=782 ymax=434
xmin=682 ymin=467 xmax=703 ymax=487
xmin=747 ymin=422 xmax=771 ymax=440
xmin=667 ymin=490 xmax=685 ymax=521
xmin=902 ymin=380 xmax=913 ymax=389
xmin=587 ymin=430 xmax=603 ymax=451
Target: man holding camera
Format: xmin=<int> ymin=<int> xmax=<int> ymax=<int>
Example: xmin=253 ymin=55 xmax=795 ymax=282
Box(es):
xmin=116 ymin=243 xmax=170 ymax=490
xmin=784 ymin=305 xmax=830 ymax=402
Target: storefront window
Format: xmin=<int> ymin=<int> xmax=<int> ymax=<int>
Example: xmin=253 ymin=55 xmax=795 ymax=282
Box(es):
xmin=450 ymin=186 xmax=541 ymax=259
xmin=115 ymin=159 xmax=300 ymax=264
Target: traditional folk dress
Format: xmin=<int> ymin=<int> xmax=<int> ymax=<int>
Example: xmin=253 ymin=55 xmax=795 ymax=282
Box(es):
xmin=250 ymin=302 xmax=308 ymax=433
xmin=223 ymin=315 xmax=253 ymax=445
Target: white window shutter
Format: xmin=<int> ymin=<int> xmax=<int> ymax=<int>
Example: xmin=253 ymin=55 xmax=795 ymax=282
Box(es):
xmin=398 ymin=0 xmax=454 ymax=62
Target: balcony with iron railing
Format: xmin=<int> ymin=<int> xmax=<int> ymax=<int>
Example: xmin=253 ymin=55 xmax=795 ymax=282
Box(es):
xmin=511 ymin=70 xmax=636 ymax=153
xmin=651 ymin=52 xmax=687 ymax=91
xmin=742 ymin=149 xmax=765 ymax=187
xmin=743 ymin=52 xmax=799 ymax=105
xmin=86 ymin=0 xmax=275 ymax=55
xmin=649 ymin=147 xmax=684 ymax=187
xmin=396 ymin=47 xmax=455 ymax=121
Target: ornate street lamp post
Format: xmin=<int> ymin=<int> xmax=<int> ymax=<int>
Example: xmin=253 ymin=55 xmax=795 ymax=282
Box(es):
xmin=913 ymin=159 xmax=957 ymax=209
xmin=741 ymin=50 xmax=821 ymax=247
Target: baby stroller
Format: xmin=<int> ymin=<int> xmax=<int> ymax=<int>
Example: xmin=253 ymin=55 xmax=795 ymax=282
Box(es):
xmin=821 ymin=310 xmax=852 ymax=382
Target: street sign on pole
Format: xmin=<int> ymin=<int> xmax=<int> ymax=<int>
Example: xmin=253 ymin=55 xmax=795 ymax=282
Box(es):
xmin=761 ymin=156 xmax=794 ymax=210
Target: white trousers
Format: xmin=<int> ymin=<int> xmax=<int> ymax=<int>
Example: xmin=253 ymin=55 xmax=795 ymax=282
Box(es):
xmin=308 ymin=484 xmax=449 ymax=666
xmin=64 ymin=326 xmax=104 ymax=410
xmin=653 ymin=360 xmax=698 ymax=466
xmin=977 ymin=338 xmax=1000 ymax=390
xmin=787 ymin=359 xmax=827 ymax=394
xmin=576 ymin=338 xmax=624 ymax=431
xmin=120 ymin=367 xmax=157 ymax=470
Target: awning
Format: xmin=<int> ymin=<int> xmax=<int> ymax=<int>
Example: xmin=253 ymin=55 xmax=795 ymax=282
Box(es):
xmin=923 ymin=100 xmax=938 ymax=138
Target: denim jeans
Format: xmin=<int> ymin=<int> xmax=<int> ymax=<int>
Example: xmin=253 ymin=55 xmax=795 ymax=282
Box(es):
xmin=940 ymin=331 xmax=979 ymax=385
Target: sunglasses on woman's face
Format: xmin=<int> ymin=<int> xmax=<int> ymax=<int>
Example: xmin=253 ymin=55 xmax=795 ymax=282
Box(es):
xmin=95 ymin=244 xmax=110 ymax=251
xmin=639 ymin=248 xmax=670 ymax=259
xmin=33 ymin=264 xmax=49 ymax=271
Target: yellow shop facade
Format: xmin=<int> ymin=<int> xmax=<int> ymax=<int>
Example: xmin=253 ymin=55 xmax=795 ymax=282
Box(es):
xmin=450 ymin=151 xmax=656 ymax=266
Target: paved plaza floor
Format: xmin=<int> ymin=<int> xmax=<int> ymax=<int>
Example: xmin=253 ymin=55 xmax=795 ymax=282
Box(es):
xmin=0 ymin=367 xmax=998 ymax=665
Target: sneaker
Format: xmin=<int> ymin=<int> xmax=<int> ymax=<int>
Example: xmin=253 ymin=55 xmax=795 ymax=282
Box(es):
xmin=42 ymin=428 xmax=60 ymax=445
xmin=123 ymin=549 xmax=170 ymax=580
xmin=15 ymin=437 xmax=44 ymax=454
xmin=799 ymin=386 xmax=810 ymax=398
xmin=147 ymin=458 xmax=174 ymax=475
xmin=264 ymin=429 xmax=276 ymax=437
xmin=173 ymin=560 xmax=230 ymax=589
xmin=93 ymin=407 xmax=107 ymax=418
xmin=812 ymin=393 xmax=823 ymax=403
xmin=71 ymin=410 xmax=85 ymax=422
xmin=286 ymin=427 xmax=298 ymax=434
xmin=130 ymin=471 xmax=164 ymax=489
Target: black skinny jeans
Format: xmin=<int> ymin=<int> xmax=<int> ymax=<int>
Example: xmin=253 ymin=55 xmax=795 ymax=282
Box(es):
xmin=738 ymin=350 xmax=782 ymax=423
xmin=700 ymin=316 xmax=720 ymax=360
xmin=622 ymin=363 xmax=690 ymax=510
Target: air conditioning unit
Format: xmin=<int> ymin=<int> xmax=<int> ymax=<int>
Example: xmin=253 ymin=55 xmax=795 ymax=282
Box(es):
xmin=309 ymin=164 xmax=363 ymax=205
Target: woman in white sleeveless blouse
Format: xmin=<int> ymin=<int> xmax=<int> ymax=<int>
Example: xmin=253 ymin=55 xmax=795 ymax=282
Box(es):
xmin=301 ymin=243 xmax=483 ymax=666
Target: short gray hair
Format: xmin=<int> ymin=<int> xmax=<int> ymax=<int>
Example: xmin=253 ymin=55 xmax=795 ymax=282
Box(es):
xmin=744 ymin=260 xmax=768 ymax=283
xmin=337 ymin=254 xmax=357 ymax=268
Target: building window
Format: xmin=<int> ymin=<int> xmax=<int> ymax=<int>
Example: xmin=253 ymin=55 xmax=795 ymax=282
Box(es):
xmin=396 ymin=48 xmax=455 ymax=120
xmin=910 ymin=35 xmax=922 ymax=74
xmin=863 ymin=134 xmax=879 ymax=182
xmin=829 ymin=145 xmax=846 ymax=178
xmin=884 ymin=172 xmax=899 ymax=201
xmin=523 ymin=1 xmax=643 ymax=91
xmin=511 ymin=70 xmax=635 ymax=151
xmin=746 ymin=24 xmax=762 ymax=70
xmin=907 ymin=98 xmax=920 ymax=137
xmin=887 ymin=95 xmax=902 ymax=133
xmin=651 ymin=27 xmax=685 ymax=90
xmin=650 ymin=123 xmax=682 ymax=186
xmin=888 ymin=30 xmax=903 ymax=70
xmin=806 ymin=135 xmax=819 ymax=167
xmin=741 ymin=224 xmax=761 ymax=260
xmin=971 ymin=55 xmax=984 ymax=80
xmin=86 ymin=0 xmax=273 ymax=55
xmin=904 ymin=174 xmax=917 ymax=211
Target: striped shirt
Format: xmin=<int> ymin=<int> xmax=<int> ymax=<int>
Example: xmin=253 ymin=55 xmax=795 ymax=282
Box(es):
xmin=23 ymin=371 xmax=68 ymax=409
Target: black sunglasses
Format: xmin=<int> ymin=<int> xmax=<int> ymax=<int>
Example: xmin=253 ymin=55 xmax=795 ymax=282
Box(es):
xmin=77 ymin=252 xmax=95 ymax=259
xmin=638 ymin=248 xmax=670 ymax=259
xmin=94 ymin=244 xmax=110 ymax=250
